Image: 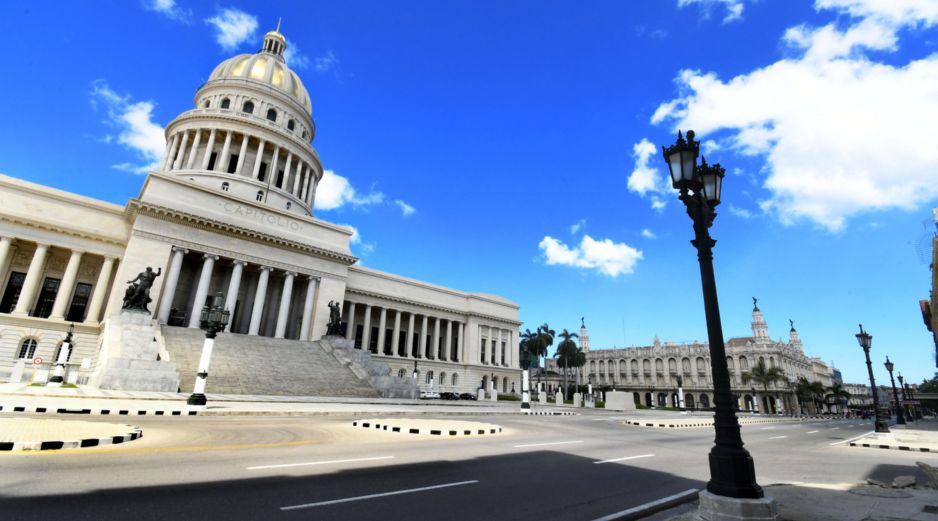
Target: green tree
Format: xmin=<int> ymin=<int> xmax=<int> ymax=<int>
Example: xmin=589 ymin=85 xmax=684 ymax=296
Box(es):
xmin=825 ymin=382 xmax=851 ymax=417
xmin=553 ymin=329 xmax=578 ymax=397
xmin=741 ymin=359 xmax=786 ymax=413
xmin=536 ymin=324 xmax=555 ymax=389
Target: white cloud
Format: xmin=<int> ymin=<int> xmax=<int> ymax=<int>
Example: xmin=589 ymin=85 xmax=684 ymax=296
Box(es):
xmin=284 ymin=39 xmax=310 ymax=69
xmin=314 ymin=170 xmax=385 ymax=211
xmin=394 ymin=199 xmax=416 ymax=216
xmin=641 ymin=228 xmax=657 ymax=239
xmin=627 ymin=138 xmax=671 ymax=211
xmin=652 ymin=0 xmax=938 ymax=231
xmin=569 ymin=219 xmax=587 ymax=235
xmin=539 ymin=235 xmax=643 ymax=277
xmin=145 ymin=0 xmax=192 ymax=22
xmin=314 ymin=51 xmax=339 ymax=72
xmin=90 ymin=80 xmax=165 ymax=175
xmin=205 ymin=8 xmax=258 ymax=51
xmin=728 ymin=205 xmax=754 ymax=219
xmin=339 ymin=223 xmax=375 ymax=259
xmin=677 ymin=0 xmax=747 ymax=23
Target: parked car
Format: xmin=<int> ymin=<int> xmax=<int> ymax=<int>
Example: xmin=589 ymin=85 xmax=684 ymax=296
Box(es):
xmin=419 ymin=390 xmax=440 ymax=399
xmin=440 ymin=392 xmax=460 ymax=400
xmin=458 ymin=393 xmax=478 ymax=401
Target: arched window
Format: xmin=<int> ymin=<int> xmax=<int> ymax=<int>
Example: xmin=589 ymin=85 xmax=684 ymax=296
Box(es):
xmin=266 ymin=108 xmax=277 ymax=122
xmin=302 ymin=130 xmax=308 ymax=139
xmin=256 ymin=190 xmax=264 ymax=201
xmin=242 ymin=101 xmax=254 ymax=114
xmin=287 ymin=119 xmax=295 ymax=131
xmin=398 ymin=368 xmax=405 ymax=378
xmin=221 ymin=182 xmax=229 ymax=191
xmin=452 ymin=373 xmax=458 ymax=386
xmin=17 ymin=338 xmax=38 ymax=359
xmin=221 ymin=98 xmax=230 ymax=109
xmin=202 ymin=99 xmax=210 ymax=108
xmin=286 ymin=202 xmax=291 ymax=209
xmin=439 ymin=372 xmax=446 ymax=387
xmin=426 ymin=370 xmax=434 ymax=385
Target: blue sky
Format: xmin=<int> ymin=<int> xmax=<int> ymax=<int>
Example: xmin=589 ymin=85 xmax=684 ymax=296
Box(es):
xmin=1 ymin=0 xmax=936 ymax=385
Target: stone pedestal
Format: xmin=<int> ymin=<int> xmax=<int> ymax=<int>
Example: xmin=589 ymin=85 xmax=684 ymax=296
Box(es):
xmin=92 ymin=310 xmax=180 ymax=392
xmin=538 ymin=391 xmax=547 ymax=404
xmin=9 ymin=360 xmax=25 ymax=383
xmin=698 ymin=491 xmax=779 ymax=521
xmin=573 ymin=392 xmax=582 ymax=407
xmin=605 ymin=392 xmax=637 ymax=411
xmin=555 ymin=390 xmax=563 ymax=404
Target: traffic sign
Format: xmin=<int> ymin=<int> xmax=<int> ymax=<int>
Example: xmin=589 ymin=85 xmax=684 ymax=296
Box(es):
xmin=32 ymin=357 xmax=42 ymax=365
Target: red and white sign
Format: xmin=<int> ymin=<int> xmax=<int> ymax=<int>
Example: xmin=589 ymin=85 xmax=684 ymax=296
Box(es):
xmin=32 ymin=357 xmax=43 ymax=365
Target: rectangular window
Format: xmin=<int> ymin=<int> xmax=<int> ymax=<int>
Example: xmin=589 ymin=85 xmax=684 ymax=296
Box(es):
xmin=258 ymin=163 xmax=268 ymax=181
xmin=369 ymin=326 xmax=379 ymax=353
xmin=354 ymin=324 xmax=364 ymax=349
xmin=384 ymin=328 xmax=393 ymax=355
xmin=33 ymin=277 xmax=61 ymax=318
xmin=480 ymin=339 xmax=486 ymax=364
xmin=425 ymin=334 xmax=432 ymax=359
xmin=398 ymin=331 xmax=407 ymax=356
xmin=65 ymin=282 xmax=93 ymax=322
xmin=207 ymin=152 xmax=217 ymax=171
xmin=276 ymin=170 xmax=284 ymax=188
xmin=412 ymin=332 xmax=420 ymax=357
xmin=227 ymin=154 xmax=239 ymax=173
xmin=501 ymin=341 xmax=506 ymax=365
xmin=0 ymin=271 xmax=26 ymax=313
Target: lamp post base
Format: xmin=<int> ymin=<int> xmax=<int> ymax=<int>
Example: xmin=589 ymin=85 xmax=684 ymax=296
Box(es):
xmin=874 ymin=419 xmax=890 ymax=433
xmin=187 ymin=393 xmax=207 ymax=406
xmin=698 ymin=490 xmax=779 ymax=521
xmin=521 ymin=401 xmax=531 ymax=409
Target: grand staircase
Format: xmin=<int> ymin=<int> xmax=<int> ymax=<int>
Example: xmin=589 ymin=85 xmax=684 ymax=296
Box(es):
xmin=160 ymin=326 xmax=382 ymax=397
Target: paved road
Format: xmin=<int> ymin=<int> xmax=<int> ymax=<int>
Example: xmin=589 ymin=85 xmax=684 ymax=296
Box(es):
xmin=1 ymin=412 xmax=931 ymax=520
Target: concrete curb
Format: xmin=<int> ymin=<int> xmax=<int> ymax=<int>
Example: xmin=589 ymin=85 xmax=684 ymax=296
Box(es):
xmin=1 ymin=405 xmax=198 ymax=417
xmin=521 ymin=410 xmax=578 ymax=416
xmin=849 ymin=441 xmax=933 ymax=452
xmin=0 ymin=426 xmax=143 ymax=452
xmin=624 ymin=417 xmax=839 ymax=428
xmin=351 ymin=420 xmax=502 ymax=436
xmin=590 ymin=488 xmax=700 ymax=521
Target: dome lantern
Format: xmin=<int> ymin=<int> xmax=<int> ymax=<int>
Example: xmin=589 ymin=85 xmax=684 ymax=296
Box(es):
xmin=261 ymin=19 xmax=286 ymax=61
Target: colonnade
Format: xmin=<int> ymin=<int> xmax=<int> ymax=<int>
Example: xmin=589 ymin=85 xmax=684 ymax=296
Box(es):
xmin=156 ymin=247 xmax=319 ymax=340
xmin=161 ymin=128 xmax=317 ymax=207
xmin=343 ymin=301 xmax=467 ymax=363
xmin=0 ymin=237 xmax=116 ymax=324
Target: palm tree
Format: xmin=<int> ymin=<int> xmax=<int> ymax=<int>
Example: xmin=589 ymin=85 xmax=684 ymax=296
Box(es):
xmin=554 ymin=329 xmax=578 ymax=398
xmin=826 ymin=382 xmax=851 ymax=417
xmin=741 ymin=359 xmax=786 ymax=413
xmin=536 ymin=324 xmax=555 ymax=391
xmin=794 ymin=376 xmax=813 ymax=414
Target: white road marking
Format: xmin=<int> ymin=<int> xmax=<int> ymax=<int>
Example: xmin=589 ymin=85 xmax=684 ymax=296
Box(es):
xmin=760 ymin=427 xmax=775 ymax=430
xmin=831 ymin=427 xmax=839 ymax=430
xmin=768 ymin=436 xmax=788 ymax=440
xmin=514 ymin=440 xmax=584 ymax=448
xmin=247 ymin=456 xmax=394 ymax=470
xmin=594 ymin=454 xmax=655 ymax=465
xmin=280 ymin=480 xmax=479 ymax=510
xmin=807 ymin=430 xmax=819 ymax=434
xmin=829 ymin=431 xmax=874 ymax=446
xmin=590 ymin=489 xmax=700 ymax=521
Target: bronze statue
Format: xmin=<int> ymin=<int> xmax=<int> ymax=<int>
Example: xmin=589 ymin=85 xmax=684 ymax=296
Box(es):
xmin=326 ymin=300 xmax=343 ymax=335
xmin=122 ymin=266 xmax=162 ymax=312
xmin=752 ymin=296 xmax=758 ymax=309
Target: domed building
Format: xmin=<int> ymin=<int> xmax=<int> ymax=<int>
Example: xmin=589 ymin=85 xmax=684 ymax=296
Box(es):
xmin=0 ymin=29 xmax=521 ymax=398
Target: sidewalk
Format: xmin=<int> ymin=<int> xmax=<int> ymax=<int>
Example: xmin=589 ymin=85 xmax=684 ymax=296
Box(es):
xmin=849 ymin=419 xmax=938 ymax=452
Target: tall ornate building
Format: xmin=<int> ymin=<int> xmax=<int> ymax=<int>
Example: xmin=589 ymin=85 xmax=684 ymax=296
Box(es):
xmin=0 ymin=28 xmax=520 ymax=397
xmin=546 ymin=301 xmax=829 ymax=414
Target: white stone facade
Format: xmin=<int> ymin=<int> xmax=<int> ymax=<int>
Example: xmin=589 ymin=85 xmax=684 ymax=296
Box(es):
xmin=0 ymin=29 xmax=520 ymax=395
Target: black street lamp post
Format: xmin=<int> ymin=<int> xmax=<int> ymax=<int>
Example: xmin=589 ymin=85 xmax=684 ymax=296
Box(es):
xmin=855 ymin=325 xmax=889 ymax=432
xmin=883 ymin=357 xmax=905 ymax=425
xmin=520 ymin=346 xmax=534 ymax=410
xmin=661 ymin=130 xmax=764 ymax=500
xmin=187 ymin=293 xmax=230 ymax=406
xmin=898 ymin=373 xmax=912 ymax=421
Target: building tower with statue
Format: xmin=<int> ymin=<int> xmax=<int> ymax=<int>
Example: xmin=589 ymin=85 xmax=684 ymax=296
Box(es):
xmin=0 ymin=27 xmax=520 ymax=398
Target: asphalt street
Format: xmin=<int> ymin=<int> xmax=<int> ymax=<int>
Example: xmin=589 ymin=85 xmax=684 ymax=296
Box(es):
xmin=1 ymin=411 xmax=932 ymax=520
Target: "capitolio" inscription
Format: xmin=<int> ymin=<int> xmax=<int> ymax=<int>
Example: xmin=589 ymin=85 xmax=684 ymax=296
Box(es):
xmin=222 ymin=202 xmax=301 ymax=231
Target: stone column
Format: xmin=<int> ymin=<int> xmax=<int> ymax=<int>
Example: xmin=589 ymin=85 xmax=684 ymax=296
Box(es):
xmin=299 ymin=276 xmax=317 ymax=340
xmin=406 ymin=313 xmax=416 ymax=358
xmin=185 ymin=129 xmax=202 ymax=169
xmin=172 ymin=131 xmax=189 ymax=170
xmin=377 ymin=307 xmax=387 ymax=354
xmin=235 ymin=134 xmax=249 ymax=175
xmin=251 ymin=140 xmax=266 ymax=179
xmin=299 ymin=165 xmax=310 ymax=199
xmin=200 ymin=129 xmax=217 ymax=170
xmin=12 ymin=243 xmax=49 ymax=316
xmin=444 ymin=319 xmax=453 ymax=361
xmin=162 ymin=133 xmax=178 ymax=170
xmin=361 ymin=304 xmax=373 ymax=350
xmin=292 ymin=163 xmax=304 ymax=195
xmin=274 ymin=271 xmax=295 ymax=338
xmin=49 ymin=249 xmax=83 ymax=320
xmin=391 ymin=309 xmax=401 ymax=356
xmin=269 ymin=146 xmax=281 ymax=184
xmin=345 ymin=302 xmax=357 ymax=341
xmin=282 ymin=152 xmax=293 ymax=189
xmin=432 ymin=317 xmax=441 ymax=359
xmin=0 ymin=237 xmax=14 ymax=284
xmin=84 ymin=256 xmax=115 ymax=324
xmin=187 ymin=254 xmax=218 ymax=328
xmin=419 ymin=315 xmax=428 ymax=358
xmin=248 ymin=266 xmax=272 ymax=335
xmin=223 ymin=260 xmax=247 ymax=332
xmin=218 ymin=131 xmax=233 ymax=172
xmin=157 ymin=246 xmax=188 ymax=324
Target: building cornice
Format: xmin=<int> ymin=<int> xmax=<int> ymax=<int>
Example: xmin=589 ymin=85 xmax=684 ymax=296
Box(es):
xmin=345 ymin=287 xmax=522 ymax=327
xmin=348 ymin=265 xmax=519 ymax=310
